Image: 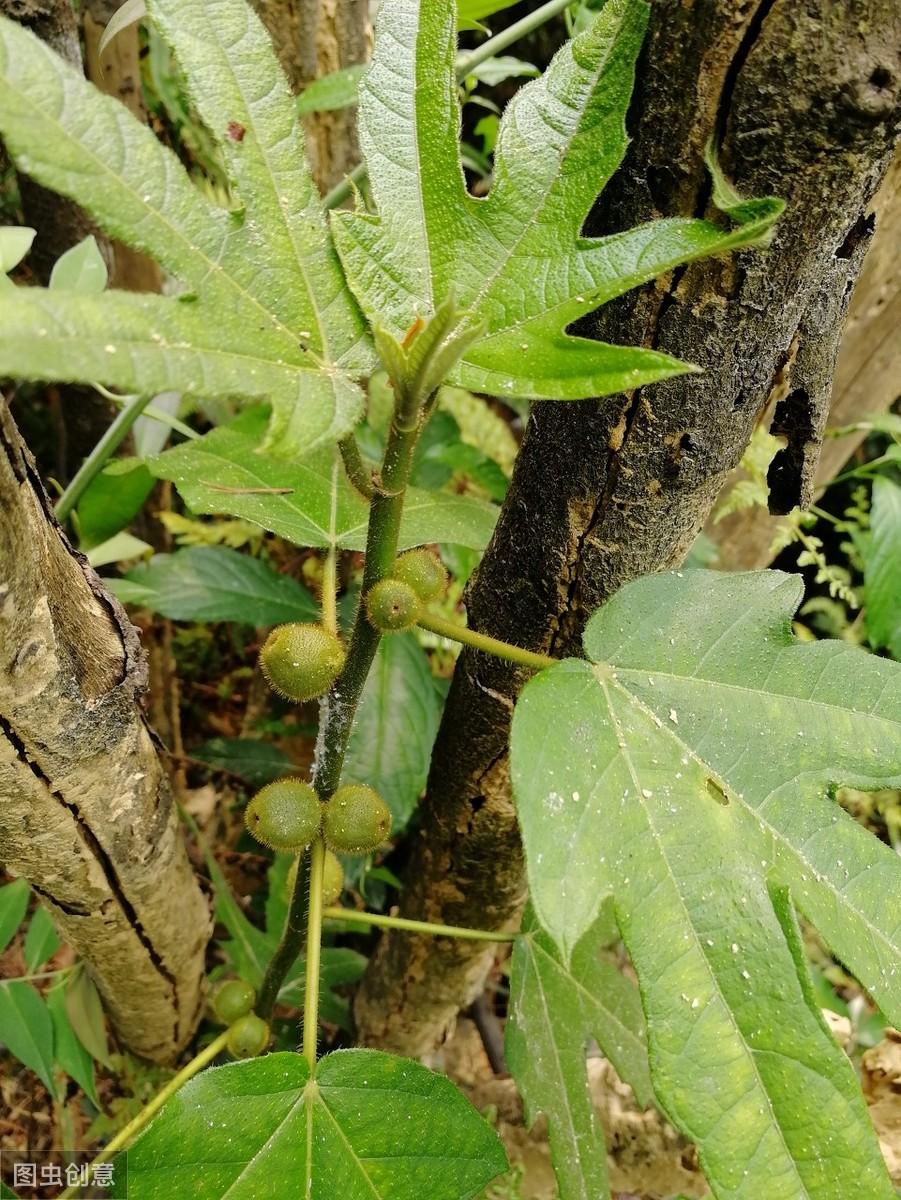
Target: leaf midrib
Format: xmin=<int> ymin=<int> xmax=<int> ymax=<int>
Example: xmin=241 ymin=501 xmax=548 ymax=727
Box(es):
xmin=599 ymin=676 xmax=813 ymax=1197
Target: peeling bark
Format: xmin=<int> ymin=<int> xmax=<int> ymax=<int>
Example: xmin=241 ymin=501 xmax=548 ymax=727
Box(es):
xmin=355 ymin=0 xmax=901 ymax=1054
xmin=0 ymin=401 xmax=211 ymax=1062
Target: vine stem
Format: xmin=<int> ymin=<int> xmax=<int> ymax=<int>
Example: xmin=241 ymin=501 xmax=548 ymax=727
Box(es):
xmin=417 ymin=612 xmax=558 ymax=672
xmin=59 ymin=1031 xmax=230 ymax=1198
xmin=302 ymin=839 xmax=327 ymax=1067
xmin=54 ymin=391 xmax=155 ymax=522
xmin=321 ymin=0 xmax=573 ymax=210
xmin=323 ymin=907 xmax=517 ymax=943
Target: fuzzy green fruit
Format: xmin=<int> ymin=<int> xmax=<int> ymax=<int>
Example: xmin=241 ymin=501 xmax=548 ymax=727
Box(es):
xmin=365 ymin=578 xmax=422 ymax=633
xmin=324 ymin=784 xmax=392 ymax=855
xmin=283 ymin=850 xmax=343 ymax=905
xmin=245 ymin=779 xmax=321 ymax=852
xmin=394 ymin=548 xmax=448 ymax=602
xmin=212 ymin=978 xmax=256 ymax=1025
xmin=226 ymin=1013 xmax=270 ymax=1059
xmin=322 ymin=849 xmax=345 ymax=905
xmin=259 ymin=623 xmax=345 ymax=702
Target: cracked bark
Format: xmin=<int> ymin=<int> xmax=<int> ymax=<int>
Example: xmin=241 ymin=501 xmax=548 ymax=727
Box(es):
xmin=0 ymin=400 xmax=211 ymax=1061
xmin=354 ymin=0 xmax=901 ymax=1054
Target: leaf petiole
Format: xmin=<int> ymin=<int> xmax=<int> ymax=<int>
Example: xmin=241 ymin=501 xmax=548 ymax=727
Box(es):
xmin=417 ymin=612 xmax=557 ymax=672
xmin=322 ymin=907 xmax=517 ymax=943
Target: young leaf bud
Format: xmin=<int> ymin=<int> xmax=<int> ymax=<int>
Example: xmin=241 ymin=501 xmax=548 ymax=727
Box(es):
xmin=394 ymin=548 xmax=448 ymax=602
xmin=226 ymin=1013 xmax=270 ymax=1059
xmin=259 ymin=623 xmax=346 ymax=702
xmin=212 ymin=978 xmax=256 ymax=1025
xmin=324 ymin=784 xmax=392 ymax=855
xmin=365 ymin=578 xmax=422 ymax=633
xmin=245 ymin=779 xmax=321 ymax=852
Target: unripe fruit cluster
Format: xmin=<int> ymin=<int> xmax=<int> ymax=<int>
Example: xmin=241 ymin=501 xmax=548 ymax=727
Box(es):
xmin=245 ymin=779 xmax=321 ymax=852
xmin=323 ymin=784 xmax=391 ymax=855
xmin=365 ymin=577 xmax=421 ymax=633
xmin=212 ymin=978 xmax=256 ymax=1025
xmin=245 ymin=779 xmax=391 ymax=858
xmin=394 ymin=548 xmax=448 ymax=602
xmin=260 ymin=623 xmax=345 ymax=703
xmin=226 ymin=1013 xmax=270 ymax=1059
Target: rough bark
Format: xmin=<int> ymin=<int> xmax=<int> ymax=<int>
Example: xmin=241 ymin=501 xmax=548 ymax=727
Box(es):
xmin=0 ymin=400 xmax=211 ymax=1061
xmin=709 ymin=149 xmax=901 ymax=570
xmin=355 ymin=0 xmax=901 ymax=1054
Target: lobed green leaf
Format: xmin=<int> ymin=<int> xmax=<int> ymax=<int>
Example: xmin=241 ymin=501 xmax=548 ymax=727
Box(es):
xmin=511 ymin=569 xmax=901 ymax=1199
xmin=127 ymin=1050 xmax=507 ymax=1198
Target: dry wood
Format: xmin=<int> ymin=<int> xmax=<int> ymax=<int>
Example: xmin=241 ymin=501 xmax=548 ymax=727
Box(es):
xmin=0 ymin=401 xmax=211 ymax=1061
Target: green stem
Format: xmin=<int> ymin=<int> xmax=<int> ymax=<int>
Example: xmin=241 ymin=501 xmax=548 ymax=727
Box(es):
xmin=302 ymin=839 xmax=327 ymax=1066
xmin=256 ymin=849 xmax=311 ymax=1019
xmin=259 ymin=411 xmax=424 ymax=1012
xmin=53 ymin=391 xmax=154 ymax=523
xmin=323 ymin=907 xmax=518 ymax=943
xmin=339 ymin=433 xmax=375 ymax=499
xmin=417 ymin=611 xmax=558 ymax=672
xmin=322 ymin=0 xmax=572 ymax=210
xmin=54 ymin=392 xmax=155 ymax=523
xmin=60 ymin=1031 xmax=229 ymax=1197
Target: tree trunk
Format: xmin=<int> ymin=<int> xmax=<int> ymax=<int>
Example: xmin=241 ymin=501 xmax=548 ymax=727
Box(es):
xmin=708 ymin=148 xmax=901 ymax=570
xmin=355 ymin=0 xmax=901 ymax=1055
xmin=0 ymin=400 xmax=211 ymax=1062
xmin=252 ymin=0 xmax=370 ymax=193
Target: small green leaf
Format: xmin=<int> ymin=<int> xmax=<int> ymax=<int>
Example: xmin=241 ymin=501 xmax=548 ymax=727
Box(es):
xmin=193 ymin=738 xmax=294 ymax=788
xmin=0 ymin=225 xmax=35 ymax=273
xmin=343 ymin=634 xmax=443 ymax=832
xmin=64 ymin=964 xmax=112 ymax=1069
xmin=48 ymin=235 xmax=108 ymax=294
xmin=865 ymin=476 xmax=901 ymax=658
xmin=462 ymin=56 xmax=540 ymax=88
xmin=0 ymin=879 xmax=30 ymax=954
xmin=87 ymin=531 xmax=152 ymax=568
xmin=77 ymin=460 xmax=155 ymax=549
xmin=149 ymin=411 xmax=498 ymax=552
xmin=457 ymin=0 xmax=520 ymax=29
xmin=99 ymin=0 xmax=147 ymax=55
xmin=297 ymin=64 xmax=366 ymax=114
xmin=507 ymin=907 xmax=651 ymax=1200
xmin=128 ymin=1050 xmax=507 ymax=1198
xmin=24 ymin=906 xmax=61 ymax=972
xmin=47 ymin=981 xmax=98 ymax=1105
xmin=0 ymin=981 xmax=57 ymax=1098
xmin=114 ymin=546 xmax=318 ymax=624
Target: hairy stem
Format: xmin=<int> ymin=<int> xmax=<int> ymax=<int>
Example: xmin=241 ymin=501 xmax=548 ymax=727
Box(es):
xmin=339 ymin=433 xmax=374 ymax=498
xmin=417 ymin=612 xmax=558 ymax=672
xmin=323 ymin=907 xmax=518 ymax=943
xmin=259 ymin=410 xmax=423 ymax=1011
xmin=302 ymin=838 xmax=327 ymax=1066
xmin=256 ymin=850 xmax=311 ymax=1019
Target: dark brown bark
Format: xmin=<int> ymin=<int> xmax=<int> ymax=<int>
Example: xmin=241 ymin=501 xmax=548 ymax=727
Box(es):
xmin=355 ymin=0 xmax=901 ymax=1054
xmin=709 ymin=149 xmax=901 ymax=570
xmin=0 ymin=401 xmax=211 ymax=1062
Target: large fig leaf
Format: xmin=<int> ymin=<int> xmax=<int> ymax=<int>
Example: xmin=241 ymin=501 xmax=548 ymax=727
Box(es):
xmin=331 ymin=0 xmax=783 ymax=403
xmin=147 ymin=410 xmax=497 ymax=551
xmin=506 ymin=906 xmax=652 ymax=1200
xmin=127 ymin=1050 xmax=506 ymax=1198
xmin=510 ymin=570 xmax=900 ymax=1200
xmin=0 ymin=0 xmax=370 ymax=456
